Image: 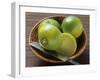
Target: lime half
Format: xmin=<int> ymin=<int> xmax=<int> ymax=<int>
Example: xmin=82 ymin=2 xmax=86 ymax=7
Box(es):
xmin=56 ymin=33 xmax=77 ymax=57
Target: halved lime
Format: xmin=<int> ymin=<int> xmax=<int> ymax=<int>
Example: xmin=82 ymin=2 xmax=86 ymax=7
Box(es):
xmin=56 ymin=33 xmax=77 ymax=57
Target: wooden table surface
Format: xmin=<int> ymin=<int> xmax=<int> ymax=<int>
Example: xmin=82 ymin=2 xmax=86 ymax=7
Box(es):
xmin=25 ymin=12 xmax=89 ymax=67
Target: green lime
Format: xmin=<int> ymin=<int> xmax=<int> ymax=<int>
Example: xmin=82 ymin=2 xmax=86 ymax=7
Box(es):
xmin=39 ymin=19 xmax=60 ymax=29
xmin=61 ymin=16 xmax=84 ymax=38
xmin=38 ymin=23 xmax=62 ymax=50
xmin=56 ymin=33 xmax=77 ymax=57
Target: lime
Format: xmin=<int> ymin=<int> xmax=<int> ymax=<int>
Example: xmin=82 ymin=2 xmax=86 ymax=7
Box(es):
xmin=61 ymin=16 xmax=83 ymax=38
xmin=56 ymin=33 xmax=77 ymax=57
xmin=38 ymin=23 xmax=62 ymax=50
xmin=39 ymin=19 xmax=61 ymax=29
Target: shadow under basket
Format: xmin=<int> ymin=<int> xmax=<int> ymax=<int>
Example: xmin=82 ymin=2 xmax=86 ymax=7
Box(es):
xmin=29 ymin=16 xmax=88 ymax=63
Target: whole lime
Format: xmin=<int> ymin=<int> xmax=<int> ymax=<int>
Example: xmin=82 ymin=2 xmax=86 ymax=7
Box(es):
xmin=61 ymin=16 xmax=84 ymax=38
xmin=39 ymin=19 xmax=61 ymax=29
xmin=38 ymin=23 xmax=62 ymax=50
xmin=56 ymin=33 xmax=77 ymax=57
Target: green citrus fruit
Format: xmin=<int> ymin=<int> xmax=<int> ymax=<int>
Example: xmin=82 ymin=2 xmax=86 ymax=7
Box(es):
xmin=39 ymin=18 xmax=60 ymax=29
xmin=61 ymin=16 xmax=84 ymax=38
xmin=38 ymin=23 xmax=62 ymax=50
xmin=56 ymin=33 xmax=77 ymax=57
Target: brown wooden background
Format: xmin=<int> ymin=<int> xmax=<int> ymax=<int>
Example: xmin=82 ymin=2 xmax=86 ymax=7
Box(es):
xmin=25 ymin=12 xmax=89 ymax=67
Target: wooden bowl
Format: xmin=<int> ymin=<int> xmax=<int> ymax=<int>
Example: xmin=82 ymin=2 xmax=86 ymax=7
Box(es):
xmin=29 ymin=16 xmax=87 ymax=63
